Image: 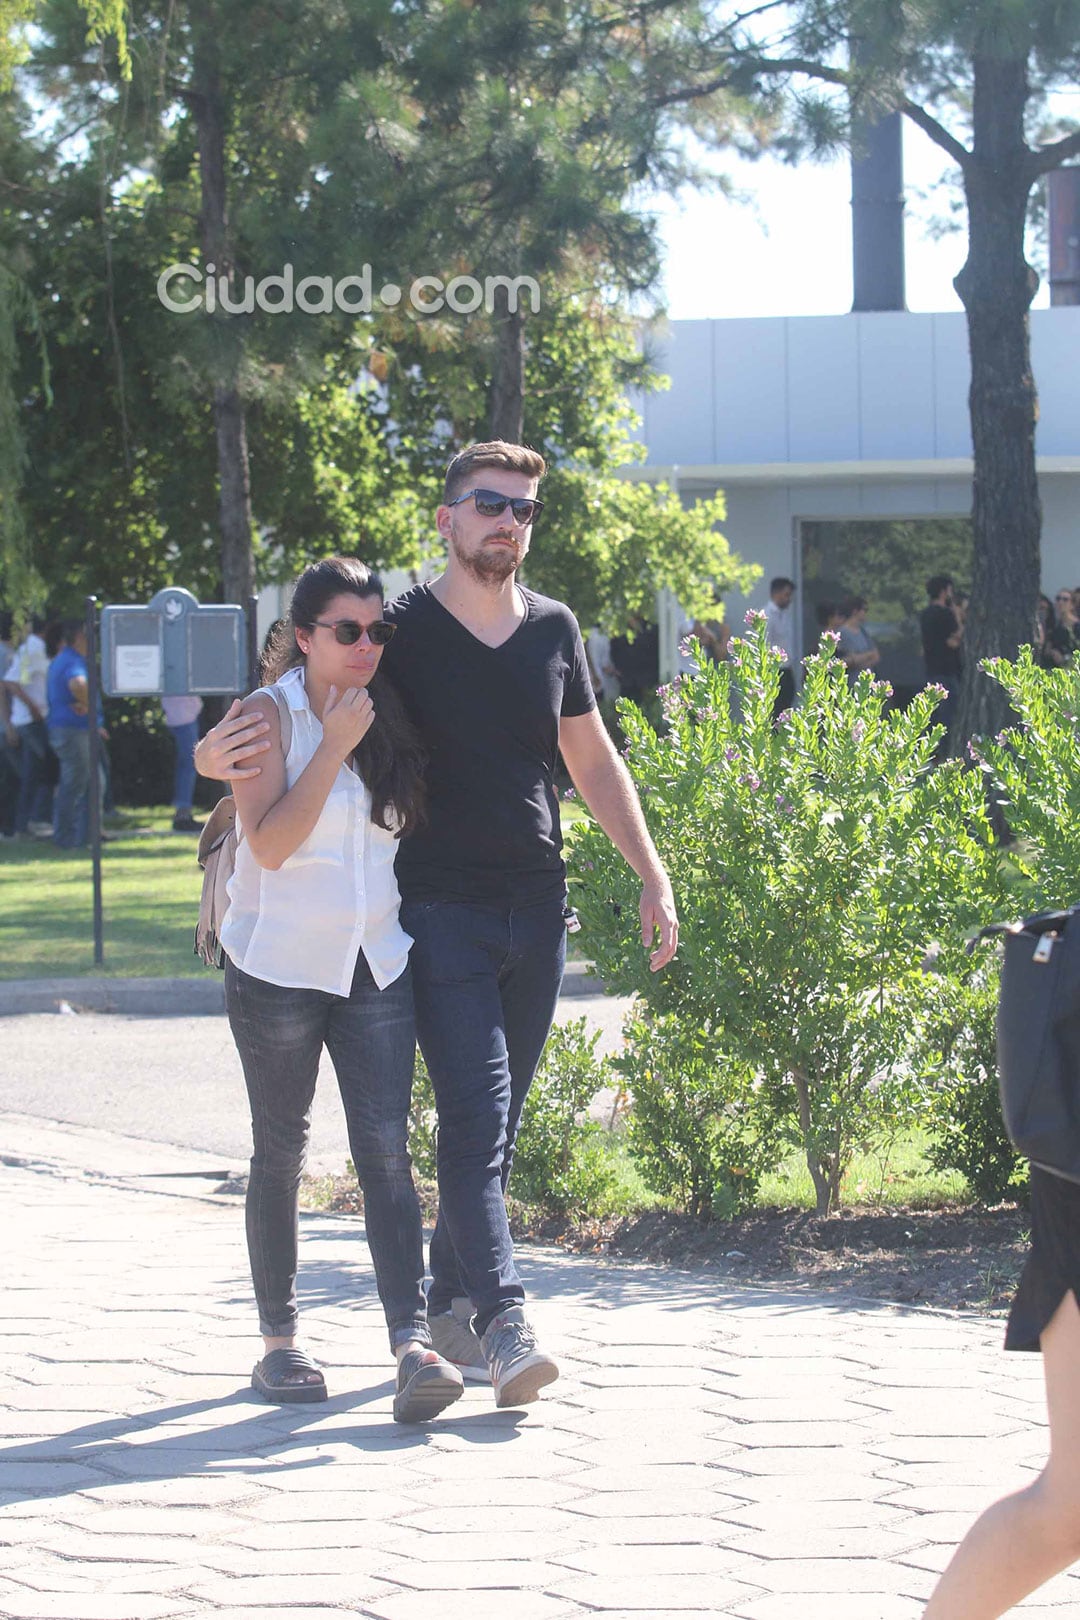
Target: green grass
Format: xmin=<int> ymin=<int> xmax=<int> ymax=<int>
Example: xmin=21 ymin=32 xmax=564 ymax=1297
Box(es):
xmin=754 ymin=1127 xmax=967 ymax=1212
xmin=0 ymin=807 xmax=208 ymax=979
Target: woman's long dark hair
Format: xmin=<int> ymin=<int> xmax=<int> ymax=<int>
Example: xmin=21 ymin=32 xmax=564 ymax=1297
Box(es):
xmin=262 ymin=556 xmax=425 ymax=837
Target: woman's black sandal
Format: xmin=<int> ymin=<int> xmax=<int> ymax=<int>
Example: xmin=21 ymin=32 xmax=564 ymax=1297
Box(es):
xmin=251 ymin=1346 xmax=328 ymax=1403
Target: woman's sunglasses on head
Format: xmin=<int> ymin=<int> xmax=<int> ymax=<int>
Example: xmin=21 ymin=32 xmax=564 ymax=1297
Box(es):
xmin=313 ymin=619 xmax=397 ymax=646
xmin=447 ymin=488 xmax=544 ymax=524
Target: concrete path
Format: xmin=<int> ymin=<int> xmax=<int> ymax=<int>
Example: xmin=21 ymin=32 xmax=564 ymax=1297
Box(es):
xmin=0 ymin=971 xmax=628 ymax=1173
xmin=2 ymin=1114 xmax=1075 ymax=1618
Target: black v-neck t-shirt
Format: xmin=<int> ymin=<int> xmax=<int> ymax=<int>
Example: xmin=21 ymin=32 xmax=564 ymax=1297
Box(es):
xmin=382 ymin=583 xmax=596 ymax=903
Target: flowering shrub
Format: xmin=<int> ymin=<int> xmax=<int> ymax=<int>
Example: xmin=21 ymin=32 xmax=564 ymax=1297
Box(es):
xmin=571 ymin=619 xmax=1008 ymax=1214
xmin=975 ymin=646 xmax=1080 ymax=909
xmin=408 ymin=1020 xmax=629 ymax=1217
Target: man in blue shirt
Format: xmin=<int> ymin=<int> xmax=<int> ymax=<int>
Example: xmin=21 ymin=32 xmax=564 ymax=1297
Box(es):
xmin=46 ymin=620 xmax=93 ymax=848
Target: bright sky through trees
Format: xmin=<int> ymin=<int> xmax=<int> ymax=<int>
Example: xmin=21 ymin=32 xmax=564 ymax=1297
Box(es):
xmin=651 ymin=117 xmax=1063 ymax=321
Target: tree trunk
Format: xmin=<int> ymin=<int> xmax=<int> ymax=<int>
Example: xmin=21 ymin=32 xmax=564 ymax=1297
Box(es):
xmin=488 ymin=286 xmax=525 ymax=443
xmin=951 ymin=50 xmax=1040 ymax=748
xmin=190 ymin=2 xmax=255 ymax=606
xmin=792 ymin=1066 xmax=832 ymax=1215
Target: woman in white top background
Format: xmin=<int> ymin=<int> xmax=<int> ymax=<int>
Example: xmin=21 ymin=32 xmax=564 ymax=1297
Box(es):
xmin=222 ymin=555 xmax=463 ymax=1423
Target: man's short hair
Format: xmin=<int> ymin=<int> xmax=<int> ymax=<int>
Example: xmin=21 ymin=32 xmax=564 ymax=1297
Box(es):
xmin=926 ymin=574 xmax=953 ymax=600
xmin=770 ymin=576 xmax=795 ymax=596
xmin=443 ymin=441 xmax=547 ymax=504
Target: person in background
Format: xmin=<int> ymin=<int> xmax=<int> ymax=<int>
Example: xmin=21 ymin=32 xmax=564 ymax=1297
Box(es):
xmin=836 ymin=594 xmax=880 ymax=683
xmin=815 ymin=601 xmax=844 ymax=641
xmin=1035 ymin=594 xmax=1056 ymax=666
xmin=920 ymin=574 xmax=964 ymax=744
xmin=584 ymin=627 xmax=619 ymax=704
xmin=1044 ymin=591 xmax=1080 ymax=668
xmin=692 ymin=606 xmax=732 ymax=665
xmin=5 ymin=615 xmax=52 ymax=837
xmin=45 ymin=619 xmax=106 ymax=849
xmin=762 ymin=577 xmax=796 ymax=714
xmin=162 ymin=693 xmax=204 ymax=834
xmin=609 ymin=615 xmax=660 ymax=706
xmin=0 ymin=680 xmax=16 ymax=840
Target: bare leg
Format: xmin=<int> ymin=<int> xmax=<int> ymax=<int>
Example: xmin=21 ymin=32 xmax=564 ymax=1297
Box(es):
xmin=923 ymin=1290 xmax=1080 ymax=1618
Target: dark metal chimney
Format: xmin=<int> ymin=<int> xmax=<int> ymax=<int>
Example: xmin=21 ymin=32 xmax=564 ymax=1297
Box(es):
xmin=1048 ymin=167 xmax=1080 ymax=306
xmin=850 ymin=110 xmax=906 ymax=311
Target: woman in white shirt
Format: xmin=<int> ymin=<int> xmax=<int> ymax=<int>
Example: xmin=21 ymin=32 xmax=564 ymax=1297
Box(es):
xmin=222 ymin=556 xmax=463 ymax=1423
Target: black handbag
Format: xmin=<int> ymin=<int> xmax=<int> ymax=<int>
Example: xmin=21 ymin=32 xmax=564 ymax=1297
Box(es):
xmin=988 ymin=906 xmax=1080 ymax=1182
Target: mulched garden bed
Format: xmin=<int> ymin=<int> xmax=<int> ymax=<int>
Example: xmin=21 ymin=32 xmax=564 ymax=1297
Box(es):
xmin=298 ymin=1172 xmax=1030 ymax=1316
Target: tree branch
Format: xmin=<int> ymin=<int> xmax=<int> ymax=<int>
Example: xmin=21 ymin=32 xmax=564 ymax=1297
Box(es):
xmin=898 ymin=96 xmax=970 ymax=169
xmin=1031 ymin=127 xmax=1080 ymax=176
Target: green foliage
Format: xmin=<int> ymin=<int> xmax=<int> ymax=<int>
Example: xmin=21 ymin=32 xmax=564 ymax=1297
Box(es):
xmin=572 ymin=619 xmax=1009 ymax=1214
xmin=510 ymin=1019 xmax=629 ymax=1218
xmin=408 ymin=1018 xmax=629 ymax=1219
xmin=620 ymin=1011 xmax=779 ymax=1220
xmin=975 ymin=647 xmax=1080 ymax=910
xmin=408 ymin=1048 xmax=439 ymax=1184
xmin=919 ymin=962 xmax=1027 ymax=1206
xmin=530 ymin=473 xmax=758 ymax=637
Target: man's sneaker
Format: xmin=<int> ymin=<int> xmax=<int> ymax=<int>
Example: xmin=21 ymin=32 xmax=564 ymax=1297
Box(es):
xmin=480 ymin=1306 xmax=559 ymax=1408
xmin=172 ymin=812 xmax=203 ymax=834
xmin=392 ymin=1348 xmax=464 ymax=1423
xmin=428 ymin=1297 xmax=490 ymax=1384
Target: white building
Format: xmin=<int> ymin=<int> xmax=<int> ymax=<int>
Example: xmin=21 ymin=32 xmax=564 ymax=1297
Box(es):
xmin=626 ymin=307 xmax=1080 ymax=686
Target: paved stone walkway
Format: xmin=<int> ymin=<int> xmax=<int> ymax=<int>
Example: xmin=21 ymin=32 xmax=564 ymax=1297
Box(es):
xmin=1 ymin=1115 xmax=1075 ymax=1619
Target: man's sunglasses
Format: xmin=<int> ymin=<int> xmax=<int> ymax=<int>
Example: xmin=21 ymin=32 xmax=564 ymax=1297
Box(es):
xmin=313 ymin=619 xmax=396 ymax=646
xmin=447 ymin=488 xmax=544 ymax=524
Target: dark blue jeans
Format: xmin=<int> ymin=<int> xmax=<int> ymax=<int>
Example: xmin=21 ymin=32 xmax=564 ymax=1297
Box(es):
xmin=48 ymin=725 xmax=89 ymax=847
xmin=225 ymin=952 xmax=429 ymax=1349
xmin=14 ymin=720 xmax=52 ymax=831
xmin=401 ymin=894 xmax=567 ymax=1337
xmin=168 ymin=720 xmax=199 ymax=811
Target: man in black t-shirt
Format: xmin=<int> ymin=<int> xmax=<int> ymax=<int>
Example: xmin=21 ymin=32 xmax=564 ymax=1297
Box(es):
xmin=920 ymin=574 xmax=964 ymax=745
xmin=196 ymin=441 xmax=678 ymax=1412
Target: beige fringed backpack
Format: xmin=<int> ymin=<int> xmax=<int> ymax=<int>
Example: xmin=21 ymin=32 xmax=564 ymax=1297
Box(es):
xmin=194 ymin=686 xmax=291 ymax=968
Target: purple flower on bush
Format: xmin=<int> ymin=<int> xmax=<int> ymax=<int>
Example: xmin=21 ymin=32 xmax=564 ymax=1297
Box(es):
xmin=821 ymin=629 xmax=841 ymax=644
xmin=678 ymin=636 xmax=695 ymax=659
xmin=967 ymin=741 xmax=981 ymax=763
xmin=927 ymin=682 xmax=948 ymax=700
xmin=851 ymin=720 xmax=866 ymax=743
xmin=563 ymin=787 xmax=577 ymax=801
xmin=744 ymin=609 xmax=766 ymax=626
xmin=994 ymin=731 xmax=1009 ymax=746
xmin=771 ymin=645 xmax=787 ymax=663
xmin=724 ymin=746 xmax=738 ymax=762
xmin=739 ymin=772 xmax=761 ymax=792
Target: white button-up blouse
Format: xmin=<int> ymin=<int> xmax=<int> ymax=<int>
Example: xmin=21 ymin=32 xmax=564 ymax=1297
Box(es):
xmin=220 ymin=666 xmax=411 ymax=994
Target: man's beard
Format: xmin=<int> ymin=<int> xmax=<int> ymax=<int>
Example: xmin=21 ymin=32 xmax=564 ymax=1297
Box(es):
xmin=450 ymin=528 xmax=521 ymax=585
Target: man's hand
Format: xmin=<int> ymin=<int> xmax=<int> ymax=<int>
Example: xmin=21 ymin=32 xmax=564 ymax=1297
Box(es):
xmin=194 ymin=698 xmax=272 ymax=781
xmin=640 ymin=875 xmax=679 ymax=972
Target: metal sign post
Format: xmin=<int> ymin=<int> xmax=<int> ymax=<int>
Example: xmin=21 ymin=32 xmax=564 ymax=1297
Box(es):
xmin=87 ymin=588 xmax=253 ymax=968
xmin=85 ymin=595 xmax=104 ymax=967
